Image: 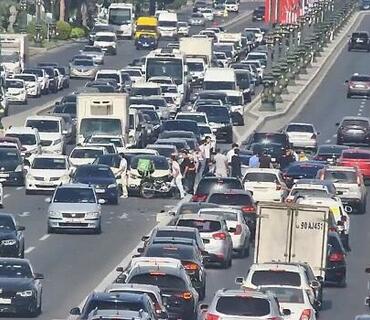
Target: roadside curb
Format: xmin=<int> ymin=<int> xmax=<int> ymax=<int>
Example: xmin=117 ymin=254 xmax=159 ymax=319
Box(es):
xmin=234 ymin=9 xmax=362 ymax=144
xmin=29 ymin=39 xmax=86 ymax=58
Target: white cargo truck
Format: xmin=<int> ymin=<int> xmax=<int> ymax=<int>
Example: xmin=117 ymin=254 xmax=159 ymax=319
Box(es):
xmin=0 ymin=34 xmax=28 ymax=74
xmin=76 ymin=92 xmax=130 ymax=145
xmin=254 ymin=202 xmax=329 ymax=278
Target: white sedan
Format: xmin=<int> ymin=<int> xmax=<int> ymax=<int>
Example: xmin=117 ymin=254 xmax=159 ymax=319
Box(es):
xmin=285 ymin=122 xmax=319 ymax=150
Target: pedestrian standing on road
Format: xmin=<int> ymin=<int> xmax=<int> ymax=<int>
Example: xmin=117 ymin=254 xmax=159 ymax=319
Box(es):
xmin=231 ymin=148 xmax=242 ymax=178
xmin=184 ymin=155 xmax=197 ymax=194
xmin=117 ymin=156 xmax=128 ymax=198
xmin=200 ymin=137 xmax=212 ymax=176
xmin=227 ymin=143 xmax=239 ymax=164
xmin=213 ymin=148 xmax=228 ymax=178
xmin=259 ymin=150 xmax=272 ymax=168
xmin=249 ymin=150 xmax=260 ymax=168
xmin=298 ymin=151 xmax=308 ymax=161
xmin=278 ymin=148 xmax=296 ymax=169
xmin=170 ymin=154 xmax=185 ymax=199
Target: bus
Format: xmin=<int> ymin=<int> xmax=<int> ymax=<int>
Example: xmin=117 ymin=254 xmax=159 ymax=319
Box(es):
xmin=108 ymin=3 xmax=134 ymax=38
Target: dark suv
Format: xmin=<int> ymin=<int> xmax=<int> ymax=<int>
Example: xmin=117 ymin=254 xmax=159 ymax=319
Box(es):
xmin=336 ymin=116 xmax=370 ymax=145
xmin=348 ymin=31 xmax=370 ymax=51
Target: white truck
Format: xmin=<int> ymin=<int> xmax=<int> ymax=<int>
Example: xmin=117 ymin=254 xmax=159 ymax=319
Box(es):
xmin=158 ymin=12 xmax=178 ymax=38
xmin=254 ymin=202 xmax=330 ymax=278
xmin=107 ymin=3 xmax=135 ymax=39
xmin=0 ymin=34 xmax=28 ymax=74
xmin=180 ymin=37 xmax=213 ymax=85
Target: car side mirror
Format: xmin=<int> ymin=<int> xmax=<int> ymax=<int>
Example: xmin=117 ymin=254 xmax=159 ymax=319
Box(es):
xmin=98 ymin=198 xmax=106 ymax=205
xmin=335 ymin=122 xmax=340 ymax=126
xmin=137 ymin=247 xmax=144 ymax=253
xmin=141 ymin=235 xmax=149 ymax=242
xmin=199 ymin=303 xmax=209 ymax=311
xmin=365 ymin=267 xmax=370 ymax=273
xmin=17 ymin=226 xmax=25 ymax=231
xmin=34 ymin=273 xmax=44 ymax=280
xmin=344 ymin=80 xmax=349 ymax=84
xmin=235 ymin=277 xmax=244 ymax=285
xmin=310 ymin=280 xmax=320 ymax=289
xmin=116 ymin=266 xmax=124 ymax=272
xmin=70 ymin=307 xmax=81 ymax=315
xmin=282 ymin=308 xmax=291 ymax=316
xmin=316 ymin=275 xmax=323 ymax=282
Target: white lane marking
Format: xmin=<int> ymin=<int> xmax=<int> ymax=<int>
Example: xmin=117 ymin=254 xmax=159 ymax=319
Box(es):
xmin=332 ymin=134 xmax=337 ymax=138
xmin=44 ymin=197 xmax=51 ymax=203
xmin=361 ymin=101 xmax=366 ymax=105
xmin=39 ymin=234 xmax=50 ymax=241
xmin=325 ymin=139 xmax=331 ymax=143
xmin=3 ymin=194 xmax=10 ymax=199
xmin=358 ymin=112 xmax=362 ymax=116
xmin=18 ymin=211 xmax=30 ymax=217
xmin=118 ymin=213 xmax=128 ymax=219
xmin=359 ymin=105 xmax=364 ymax=109
xmin=106 ymin=221 xmax=112 ymax=224
xmin=16 ymin=187 xmax=24 ymax=191
xmin=24 ymin=247 xmax=35 ymax=254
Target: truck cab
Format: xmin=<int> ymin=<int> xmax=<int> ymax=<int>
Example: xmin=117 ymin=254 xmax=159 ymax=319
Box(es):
xmin=135 ymin=16 xmax=158 ymax=40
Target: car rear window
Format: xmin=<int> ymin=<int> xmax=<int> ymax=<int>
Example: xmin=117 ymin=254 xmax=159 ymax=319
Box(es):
xmin=177 ymin=219 xmax=221 ymax=232
xmin=262 ymin=287 xmax=304 ymax=303
xmin=286 ymin=163 xmax=323 ymax=177
xmin=251 ymin=271 xmax=301 ymax=286
xmin=195 ymin=178 xmax=242 ymax=194
xmin=215 ymin=296 xmax=270 ymax=316
xmin=350 ymin=75 xmax=370 ymax=82
xmin=207 ymin=193 xmax=252 ymax=205
xmin=128 ymin=273 xmax=186 ymax=290
xmin=324 ymin=170 xmax=357 ymax=183
xmin=352 ymin=32 xmax=368 ymax=39
xmin=286 ymin=125 xmax=314 ymax=133
xmin=156 ymin=230 xmax=196 ymax=239
xmin=145 ymin=245 xmax=195 ymax=260
xmin=202 ymin=210 xmax=238 ymax=221
xmin=252 ymin=133 xmax=288 ymax=145
xmin=342 ymin=119 xmax=369 ymax=127
xmin=244 ymin=172 xmax=277 ymax=182
xmin=342 ymin=152 xmax=370 ymax=159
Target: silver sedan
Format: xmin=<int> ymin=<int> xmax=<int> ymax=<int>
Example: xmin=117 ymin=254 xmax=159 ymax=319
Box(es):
xmin=69 ymin=59 xmax=99 ymax=79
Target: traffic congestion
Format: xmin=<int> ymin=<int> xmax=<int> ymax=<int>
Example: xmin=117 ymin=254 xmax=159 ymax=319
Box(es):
xmin=0 ymin=0 xmax=369 ymax=319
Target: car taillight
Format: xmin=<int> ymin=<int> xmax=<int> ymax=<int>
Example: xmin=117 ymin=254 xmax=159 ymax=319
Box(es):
xmin=234 ymin=224 xmax=242 ymax=235
xmin=357 ymin=175 xmax=362 ymax=186
xmin=242 ymin=205 xmax=255 ymax=213
xmin=176 ymin=291 xmax=193 ymax=300
xmin=192 ymin=193 xmax=207 ymax=202
xmin=207 ymin=313 xmax=220 ymax=320
xmin=329 ymin=252 xmax=345 ymax=262
xmin=213 ymin=232 xmax=227 ymax=240
xmin=311 ymin=133 xmax=317 ymax=140
xmin=300 ymin=309 xmax=312 ymax=320
xmin=183 ymin=262 xmax=199 ymax=271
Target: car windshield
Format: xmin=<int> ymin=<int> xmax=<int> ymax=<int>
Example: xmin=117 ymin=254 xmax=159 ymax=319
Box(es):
xmin=286 ymin=163 xmax=323 ymax=177
xmin=0 ymin=216 xmax=15 ymax=230
xmin=96 ymin=73 xmax=119 ymax=82
xmin=252 ymin=133 xmax=287 ymax=145
xmin=75 ymin=166 xmax=114 ymax=178
xmin=156 ymin=230 xmax=196 ymax=240
xmin=54 ymin=103 xmax=76 ymax=115
xmin=0 ymin=262 xmax=32 ymax=278
xmin=90 ymin=137 xmax=123 ymax=147
xmin=96 ymin=36 xmax=115 ymax=42
xmin=129 ymin=273 xmax=186 ymax=290
xmin=251 ymin=271 xmax=301 ymax=286
xmin=177 ymin=219 xmax=221 ymax=232
xmin=0 ymin=149 xmax=20 ymax=162
xmin=53 ymin=188 xmax=95 ymax=203
xmin=351 ymin=75 xmax=370 ymax=82
xmin=83 ymin=46 xmax=102 ymax=53
xmin=131 ymin=156 xmax=169 ymax=170
xmin=131 ymin=87 xmax=161 ymax=96
xmin=148 ymin=147 xmax=175 ymax=158
xmin=145 ymin=245 xmax=195 ymax=260
xmin=95 ymin=155 xmax=120 ymax=168
xmin=26 ymin=120 xmax=59 ymax=133
xmin=74 ymin=59 xmax=94 ymax=66
xmin=196 ymin=178 xmax=242 ymax=194
xmin=24 ymin=69 xmax=43 ymax=77
xmin=208 ymin=193 xmax=252 ymax=205
xmin=263 ymin=287 xmax=304 ymax=303
xmin=197 ymin=106 xmax=229 ymax=122
xmin=32 ymin=158 xmax=67 ymax=169
xmin=146 ymin=58 xmax=183 ymax=84
xmin=317 ymin=145 xmax=347 ymax=155
xmin=178 ymin=22 xmax=188 ymax=27
xmin=286 ymin=124 xmax=314 ymax=132
xmin=324 ymin=170 xmax=357 ymax=182
xmin=187 ymin=62 xmax=204 ymax=72
xmin=177 ymin=114 xmax=206 ymax=123
xmin=244 ymin=172 xmax=277 ymax=182
xmin=6 ymin=80 xmax=23 ymax=88
xmin=198 ymin=126 xmax=212 ymax=135
xmin=342 ymin=152 xmax=370 ymax=159
xmin=216 ymin=297 xmax=270 ymax=316
xmin=71 ymin=148 xmax=103 ymax=159
xmin=204 ymin=81 xmax=235 ymax=90
xmin=6 ymin=133 xmax=36 ymax=145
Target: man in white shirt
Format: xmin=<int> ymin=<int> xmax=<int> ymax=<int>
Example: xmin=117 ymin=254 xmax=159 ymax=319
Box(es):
xmin=214 ymin=148 xmax=228 ymax=177
xmin=117 ymin=157 xmax=128 ymax=198
xmin=227 ymin=143 xmax=239 ymax=164
xmin=171 ymin=154 xmax=185 ymax=199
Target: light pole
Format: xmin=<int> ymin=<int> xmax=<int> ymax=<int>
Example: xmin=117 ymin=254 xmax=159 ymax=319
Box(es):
xmin=34 ymin=0 xmax=43 ymax=47
xmin=49 ymin=0 xmax=56 ymax=41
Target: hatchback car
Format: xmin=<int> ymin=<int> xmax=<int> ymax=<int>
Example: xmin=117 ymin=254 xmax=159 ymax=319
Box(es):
xmin=285 ymin=123 xmax=319 ymax=150
xmin=47 ymin=183 xmax=103 ymax=233
xmin=282 ymin=161 xmax=326 ymax=188
xmin=348 ymin=31 xmax=370 ymax=51
xmin=336 ymin=116 xmax=370 ymax=145
xmin=72 ymin=164 xmax=119 ymax=204
xmin=176 ymin=213 xmax=233 ymax=268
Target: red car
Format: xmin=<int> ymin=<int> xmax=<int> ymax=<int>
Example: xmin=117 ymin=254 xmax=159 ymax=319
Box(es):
xmin=337 ymin=148 xmax=370 ymax=180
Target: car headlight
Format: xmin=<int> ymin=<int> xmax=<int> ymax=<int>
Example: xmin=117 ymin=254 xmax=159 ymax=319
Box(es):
xmin=108 ymin=183 xmax=117 ymax=189
xmin=85 ymin=212 xmax=99 ymax=219
xmin=15 ymin=165 xmax=23 ymax=172
xmin=48 ymin=211 xmax=59 ymax=218
xmin=16 ymin=290 xmax=33 ymax=297
xmin=1 ymin=239 xmax=17 ymax=246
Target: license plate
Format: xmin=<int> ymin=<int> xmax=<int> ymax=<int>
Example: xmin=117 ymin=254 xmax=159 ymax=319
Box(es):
xmin=0 ymin=298 xmax=11 ymax=304
xmin=0 ymin=174 xmax=9 ymax=178
xmin=95 ymin=189 xmax=105 ymax=193
xmin=69 ymin=219 xmax=81 ymax=223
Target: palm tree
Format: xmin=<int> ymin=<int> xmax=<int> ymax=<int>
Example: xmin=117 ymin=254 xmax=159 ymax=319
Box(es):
xmin=59 ymin=0 xmax=65 ymax=20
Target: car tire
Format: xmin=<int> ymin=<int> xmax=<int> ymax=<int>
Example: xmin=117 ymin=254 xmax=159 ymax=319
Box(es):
xmin=348 ymin=47 xmax=351 ymax=51
xmin=47 ymin=225 xmax=54 ymax=234
xmin=199 ymin=285 xmax=206 ymax=301
xmin=95 ymin=223 xmax=102 ymax=234
xmin=36 ymin=295 xmax=42 ymax=316
xmin=360 ymin=201 xmax=366 ymax=214
xmin=346 ymin=93 xmax=352 ymax=98
xmin=338 ymin=276 xmax=346 ymax=288
xmin=111 ymin=196 xmax=119 ymax=205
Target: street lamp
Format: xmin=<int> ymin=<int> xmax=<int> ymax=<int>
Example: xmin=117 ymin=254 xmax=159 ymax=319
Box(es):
xmin=35 ymin=0 xmax=43 ymax=47
xmin=49 ymin=0 xmax=56 ymax=41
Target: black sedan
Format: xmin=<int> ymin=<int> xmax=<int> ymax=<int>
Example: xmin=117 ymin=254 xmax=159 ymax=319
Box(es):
xmin=0 ymin=214 xmax=25 ymax=258
xmin=282 ymin=161 xmax=326 ymax=188
xmin=135 ymin=34 xmax=158 ymax=50
xmin=140 ymin=243 xmax=207 ymax=300
xmin=312 ymin=144 xmax=350 ymax=164
xmin=0 ymin=258 xmax=43 ymax=316
xmin=72 ymin=164 xmax=119 ymax=204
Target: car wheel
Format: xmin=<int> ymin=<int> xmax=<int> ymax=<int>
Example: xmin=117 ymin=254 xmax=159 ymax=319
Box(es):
xmin=346 ymin=93 xmax=352 ymax=98
xmin=47 ymin=225 xmax=54 ymax=234
xmin=338 ymin=276 xmax=346 ymax=288
xmin=95 ymin=223 xmax=102 ymax=234
xmin=111 ymin=196 xmax=119 ymax=205
xmin=19 ymin=246 xmax=24 ymax=258
xmin=36 ymin=295 xmax=42 ymax=315
xmin=361 ymin=201 xmax=366 ymax=214
xmin=199 ymin=284 xmax=206 ymax=300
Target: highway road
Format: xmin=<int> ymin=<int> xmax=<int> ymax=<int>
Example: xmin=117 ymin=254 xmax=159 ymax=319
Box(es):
xmin=0 ymin=3 xmax=266 ymax=320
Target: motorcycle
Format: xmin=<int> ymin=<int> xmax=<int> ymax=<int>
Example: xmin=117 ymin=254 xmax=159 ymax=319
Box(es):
xmin=140 ymin=175 xmax=175 ymax=199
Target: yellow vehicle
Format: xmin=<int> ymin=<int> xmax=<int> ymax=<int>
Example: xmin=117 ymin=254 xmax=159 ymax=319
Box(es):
xmin=134 ymin=16 xmax=159 ymax=39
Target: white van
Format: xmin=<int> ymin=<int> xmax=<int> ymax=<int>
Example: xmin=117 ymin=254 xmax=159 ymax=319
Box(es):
xmin=203 ymin=68 xmax=237 ymax=91
xmin=158 ymin=12 xmax=178 ymax=38
xmin=25 ymin=115 xmax=66 ymax=154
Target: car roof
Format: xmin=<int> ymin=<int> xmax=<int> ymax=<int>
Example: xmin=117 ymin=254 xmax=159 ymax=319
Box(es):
xmin=251 ymin=262 xmax=304 ymax=272
xmin=155 ymin=226 xmax=198 ymax=232
xmin=89 ymin=291 xmax=148 ymax=302
xmin=215 ymin=288 xmax=272 ymax=299
xmin=72 ymin=146 xmax=106 ymax=151
xmin=294 ymin=179 xmax=333 ymax=186
xmin=287 ymin=122 xmax=314 ymax=127
xmin=341 ymin=116 xmax=369 ymax=121
xmin=33 ymin=154 xmax=67 ymax=160
xmin=26 ymin=115 xmax=62 ymax=121
xmin=199 ymin=207 xmax=240 ymax=215
xmin=325 ymin=165 xmax=358 ymax=172
xmin=147 ymin=144 xmax=176 ymax=149
xmin=106 ymin=283 xmax=161 ymax=294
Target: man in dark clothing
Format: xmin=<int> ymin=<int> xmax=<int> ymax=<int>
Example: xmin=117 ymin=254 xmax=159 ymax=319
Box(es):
xmin=259 ymin=150 xmax=272 ymax=168
xmin=279 ymin=148 xmax=296 ymax=169
xmin=231 ymin=148 xmax=242 ymax=178
xmin=184 ymin=155 xmax=197 ymax=193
